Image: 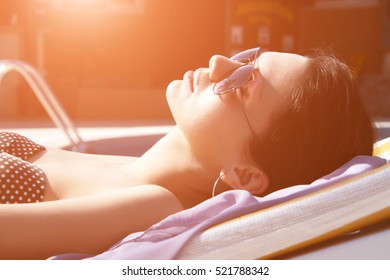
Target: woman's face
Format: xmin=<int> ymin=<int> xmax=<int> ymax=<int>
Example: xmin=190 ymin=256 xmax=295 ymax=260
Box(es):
xmin=166 ymin=50 xmax=308 ymax=165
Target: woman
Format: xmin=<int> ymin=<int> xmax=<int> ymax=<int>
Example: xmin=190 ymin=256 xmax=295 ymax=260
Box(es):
xmin=0 ymin=48 xmax=374 ymax=259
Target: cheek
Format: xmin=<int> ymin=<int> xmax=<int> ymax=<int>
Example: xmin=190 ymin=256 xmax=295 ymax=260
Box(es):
xmin=166 ymin=82 xmax=250 ymax=151
xmin=247 ymin=78 xmax=290 ymax=137
xmin=189 ymin=102 xmax=251 ymax=158
xmin=167 ymin=80 xmax=213 ymax=124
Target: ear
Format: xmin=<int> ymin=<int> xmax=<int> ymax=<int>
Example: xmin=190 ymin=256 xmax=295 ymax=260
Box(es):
xmin=220 ymin=164 xmax=269 ymax=195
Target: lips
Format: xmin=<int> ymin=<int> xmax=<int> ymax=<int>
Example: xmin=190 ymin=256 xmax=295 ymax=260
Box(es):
xmin=183 ymin=70 xmax=194 ymax=92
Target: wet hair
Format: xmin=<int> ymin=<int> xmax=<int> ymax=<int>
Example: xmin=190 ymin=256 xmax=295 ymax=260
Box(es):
xmin=250 ymin=51 xmax=375 ymax=193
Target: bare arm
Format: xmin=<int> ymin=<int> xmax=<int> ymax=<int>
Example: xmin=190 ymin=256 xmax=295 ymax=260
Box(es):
xmin=0 ymin=185 xmax=183 ymax=259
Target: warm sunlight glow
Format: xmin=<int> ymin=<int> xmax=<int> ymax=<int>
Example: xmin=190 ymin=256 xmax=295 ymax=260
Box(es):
xmin=0 ymin=64 xmax=6 ymax=74
xmin=59 ymin=0 xmax=106 ymax=8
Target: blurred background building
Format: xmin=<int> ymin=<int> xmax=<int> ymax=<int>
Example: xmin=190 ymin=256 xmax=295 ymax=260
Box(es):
xmin=0 ymin=0 xmax=389 ymax=122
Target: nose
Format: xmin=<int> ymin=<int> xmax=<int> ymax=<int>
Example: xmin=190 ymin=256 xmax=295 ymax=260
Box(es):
xmin=209 ymin=55 xmax=243 ymax=82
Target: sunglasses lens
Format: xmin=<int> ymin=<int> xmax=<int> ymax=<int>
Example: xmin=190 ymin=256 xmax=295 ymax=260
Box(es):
xmin=230 ymin=47 xmax=260 ymax=62
xmin=213 ymin=64 xmax=254 ymax=94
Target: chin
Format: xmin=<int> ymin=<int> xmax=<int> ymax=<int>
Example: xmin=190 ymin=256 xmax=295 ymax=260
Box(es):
xmin=165 ymin=81 xmax=181 ymax=122
xmin=166 ymin=80 xmax=182 ymax=96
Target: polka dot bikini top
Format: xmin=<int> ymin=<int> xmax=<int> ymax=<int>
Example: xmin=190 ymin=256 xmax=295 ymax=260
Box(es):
xmin=0 ymin=132 xmax=47 ymax=204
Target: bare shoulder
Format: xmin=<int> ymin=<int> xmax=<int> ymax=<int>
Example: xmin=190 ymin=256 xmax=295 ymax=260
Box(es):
xmin=35 ymin=147 xmax=139 ymax=164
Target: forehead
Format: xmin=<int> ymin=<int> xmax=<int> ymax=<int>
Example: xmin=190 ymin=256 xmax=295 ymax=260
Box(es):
xmin=256 ymin=51 xmax=309 ymax=94
xmin=257 ymin=51 xmax=308 ymax=73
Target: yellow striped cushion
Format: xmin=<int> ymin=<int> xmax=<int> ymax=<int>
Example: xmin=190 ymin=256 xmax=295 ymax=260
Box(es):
xmin=177 ymin=138 xmax=390 ymax=260
xmin=373 ymin=137 xmax=390 ymax=159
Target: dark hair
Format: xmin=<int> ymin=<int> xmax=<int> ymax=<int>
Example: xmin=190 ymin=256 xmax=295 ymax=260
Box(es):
xmin=250 ymin=52 xmax=375 ymax=193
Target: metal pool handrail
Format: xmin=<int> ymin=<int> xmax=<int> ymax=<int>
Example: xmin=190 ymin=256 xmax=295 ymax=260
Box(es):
xmin=0 ymin=59 xmax=86 ymax=152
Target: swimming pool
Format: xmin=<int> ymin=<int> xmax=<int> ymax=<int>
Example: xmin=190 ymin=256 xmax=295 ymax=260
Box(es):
xmin=0 ymin=121 xmax=174 ymax=156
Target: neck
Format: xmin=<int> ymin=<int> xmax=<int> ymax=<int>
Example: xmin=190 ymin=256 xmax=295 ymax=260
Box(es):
xmin=129 ymin=126 xmax=219 ymax=208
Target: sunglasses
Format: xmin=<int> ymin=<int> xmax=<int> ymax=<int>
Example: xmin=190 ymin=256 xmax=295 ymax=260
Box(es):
xmin=212 ymin=47 xmax=261 ymax=138
xmin=213 ymin=47 xmax=261 ymax=95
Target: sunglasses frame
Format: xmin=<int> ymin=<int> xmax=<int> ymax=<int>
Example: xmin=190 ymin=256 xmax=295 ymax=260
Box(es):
xmin=213 ymin=47 xmax=261 ymax=95
xmin=212 ymin=47 xmax=261 ymax=139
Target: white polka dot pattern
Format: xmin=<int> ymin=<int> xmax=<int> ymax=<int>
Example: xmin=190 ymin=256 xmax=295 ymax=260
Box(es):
xmin=0 ymin=132 xmax=47 ymax=204
xmin=0 ymin=132 xmax=46 ymax=161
